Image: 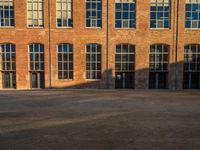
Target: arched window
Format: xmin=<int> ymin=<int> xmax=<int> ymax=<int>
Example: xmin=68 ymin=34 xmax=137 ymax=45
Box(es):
xmin=0 ymin=0 xmax=15 ymax=27
xmin=149 ymin=44 xmax=169 ymax=89
xmin=86 ymin=44 xmax=101 ymax=79
xmin=183 ymin=44 xmax=200 ymax=89
xmin=0 ymin=43 xmax=16 ymax=88
xmin=29 ymin=43 xmax=45 ymax=88
xmin=57 ymin=43 xmax=73 ymax=80
xmin=115 ymin=44 xmax=135 ymax=89
xmin=150 ymin=0 xmax=170 ymax=28
xmin=115 ymin=0 xmax=136 ymax=28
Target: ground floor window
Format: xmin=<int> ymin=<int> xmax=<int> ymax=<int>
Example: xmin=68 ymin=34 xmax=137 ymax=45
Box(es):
xmin=115 ymin=44 xmax=135 ymax=89
xmin=86 ymin=44 xmax=102 ymax=80
xmin=29 ymin=43 xmax=45 ymax=88
xmin=0 ymin=43 xmax=16 ymax=88
xmin=183 ymin=44 xmax=200 ymax=89
xmin=149 ymin=44 xmax=169 ymax=89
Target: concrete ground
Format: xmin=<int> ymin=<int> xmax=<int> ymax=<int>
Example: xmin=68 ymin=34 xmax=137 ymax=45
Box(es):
xmin=0 ymin=90 xmax=200 ymax=150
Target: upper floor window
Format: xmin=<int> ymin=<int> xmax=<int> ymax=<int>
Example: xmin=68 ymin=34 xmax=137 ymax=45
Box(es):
xmin=56 ymin=0 xmax=73 ymax=27
xmin=58 ymin=43 xmax=73 ymax=80
xmin=150 ymin=0 xmax=170 ymax=29
xmin=86 ymin=0 xmax=102 ymax=28
xmin=27 ymin=0 xmax=44 ymax=27
xmin=115 ymin=0 xmax=136 ymax=28
xmin=86 ymin=44 xmax=101 ymax=80
xmin=0 ymin=0 xmax=14 ymax=27
xmin=185 ymin=0 xmax=200 ymax=28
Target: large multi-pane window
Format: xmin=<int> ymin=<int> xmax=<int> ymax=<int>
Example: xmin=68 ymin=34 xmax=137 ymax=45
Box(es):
xmin=149 ymin=44 xmax=169 ymax=89
xmin=27 ymin=0 xmax=44 ymax=27
xmin=115 ymin=44 xmax=135 ymax=72
xmin=0 ymin=0 xmax=14 ymax=27
xmin=29 ymin=44 xmax=44 ymax=71
xmin=58 ymin=44 xmax=73 ymax=80
xmin=0 ymin=43 xmax=16 ymax=88
xmin=86 ymin=44 xmax=101 ymax=79
xmin=86 ymin=0 xmax=102 ymax=27
xmin=115 ymin=0 xmax=136 ymax=28
xmin=185 ymin=0 xmax=200 ymax=28
xmin=56 ymin=0 xmax=73 ymax=27
xmin=150 ymin=0 xmax=170 ymax=28
xmin=183 ymin=44 xmax=200 ymax=89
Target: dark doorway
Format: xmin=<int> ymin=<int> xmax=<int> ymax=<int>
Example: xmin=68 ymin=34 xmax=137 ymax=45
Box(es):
xmin=183 ymin=72 xmax=200 ymax=89
xmin=149 ymin=72 xmax=168 ymax=89
xmin=115 ymin=72 xmax=134 ymax=89
xmin=30 ymin=72 xmax=45 ymax=89
xmin=2 ymin=72 xmax=16 ymax=88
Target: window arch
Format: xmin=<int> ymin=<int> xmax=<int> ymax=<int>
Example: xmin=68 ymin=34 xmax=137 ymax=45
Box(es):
xmin=150 ymin=0 xmax=170 ymax=28
xmin=183 ymin=44 xmax=200 ymax=89
xmin=86 ymin=43 xmax=101 ymax=80
xmin=0 ymin=43 xmax=16 ymax=88
xmin=57 ymin=43 xmax=73 ymax=80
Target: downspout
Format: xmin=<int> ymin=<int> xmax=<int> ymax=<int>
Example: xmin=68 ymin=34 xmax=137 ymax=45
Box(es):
xmin=175 ymin=0 xmax=180 ymax=89
xmin=106 ymin=0 xmax=109 ymax=88
xmin=48 ymin=0 xmax=52 ymax=88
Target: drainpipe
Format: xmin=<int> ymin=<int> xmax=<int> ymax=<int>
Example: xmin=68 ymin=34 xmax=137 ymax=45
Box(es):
xmin=48 ymin=0 xmax=52 ymax=88
xmin=106 ymin=0 xmax=109 ymax=88
xmin=175 ymin=0 xmax=180 ymax=90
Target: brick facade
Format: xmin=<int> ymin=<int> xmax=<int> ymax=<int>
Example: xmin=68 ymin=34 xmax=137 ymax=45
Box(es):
xmin=0 ymin=0 xmax=199 ymax=89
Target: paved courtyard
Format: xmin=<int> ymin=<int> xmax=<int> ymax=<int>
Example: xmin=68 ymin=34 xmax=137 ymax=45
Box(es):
xmin=0 ymin=90 xmax=200 ymax=150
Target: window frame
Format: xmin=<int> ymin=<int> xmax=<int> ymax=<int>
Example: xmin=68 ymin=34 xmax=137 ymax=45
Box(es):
xmin=27 ymin=0 xmax=44 ymax=28
xmin=150 ymin=0 xmax=171 ymax=29
xmin=56 ymin=0 xmax=73 ymax=28
xmin=85 ymin=43 xmax=102 ymax=80
xmin=85 ymin=0 xmax=102 ymax=28
xmin=57 ymin=43 xmax=74 ymax=80
xmin=0 ymin=0 xmax=15 ymax=28
xmin=115 ymin=0 xmax=136 ymax=29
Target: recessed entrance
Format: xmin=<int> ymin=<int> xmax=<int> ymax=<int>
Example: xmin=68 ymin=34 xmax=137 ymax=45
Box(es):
xmin=2 ymin=72 xmax=16 ymax=88
xmin=115 ymin=72 xmax=134 ymax=89
xmin=30 ymin=72 xmax=44 ymax=89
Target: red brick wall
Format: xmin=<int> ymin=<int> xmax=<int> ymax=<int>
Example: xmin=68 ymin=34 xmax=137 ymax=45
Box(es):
xmin=0 ymin=0 xmax=199 ymax=89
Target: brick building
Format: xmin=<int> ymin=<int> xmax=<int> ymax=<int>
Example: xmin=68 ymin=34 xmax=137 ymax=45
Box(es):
xmin=0 ymin=0 xmax=199 ymax=90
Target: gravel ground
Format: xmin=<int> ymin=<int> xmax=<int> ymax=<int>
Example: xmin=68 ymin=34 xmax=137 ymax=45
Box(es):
xmin=0 ymin=90 xmax=200 ymax=150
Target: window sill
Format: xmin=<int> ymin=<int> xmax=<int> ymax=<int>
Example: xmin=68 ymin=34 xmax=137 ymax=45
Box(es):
xmin=85 ymin=79 xmax=102 ymax=81
xmin=185 ymin=28 xmax=200 ymax=30
xmin=0 ymin=26 xmax=15 ymax=29
xmin=27 ymin=27 xmax=44 ymax=29
xmin=57 ymin=79 xmax=73 ymax=81
xmin=115 ymin=28 xmax=136 ymax=30
xmin=150 ymin=28 xmax=171 ymax=30
xmin=56 ymin=27 xmax=73 ymax=29
xmin=85 ymin=27 xmax=102 ymax=29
